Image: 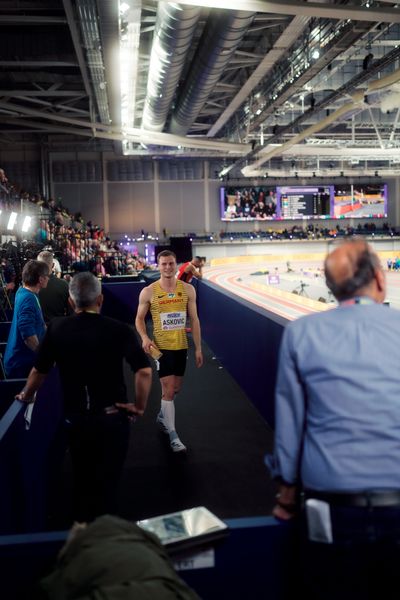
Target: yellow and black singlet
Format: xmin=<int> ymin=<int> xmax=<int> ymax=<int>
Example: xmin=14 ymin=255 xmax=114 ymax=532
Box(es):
xmin=150 ymin=280 xmax=189 ymax=350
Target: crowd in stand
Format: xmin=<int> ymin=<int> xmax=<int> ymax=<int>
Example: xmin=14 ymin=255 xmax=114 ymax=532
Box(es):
xmin=36 ymin=217 xmax=150 ymax=276
xmin=0 ymin=167 xmax=153 ymax=289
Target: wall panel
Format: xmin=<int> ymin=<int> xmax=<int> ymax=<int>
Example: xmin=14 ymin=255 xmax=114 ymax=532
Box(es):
xmin=159 ymin=182 xmax=205 ymax=233
xmin=53 ymin=183 xmax=103 ymax=227
xmin=108 ymin=182 xmax=155 ymax=234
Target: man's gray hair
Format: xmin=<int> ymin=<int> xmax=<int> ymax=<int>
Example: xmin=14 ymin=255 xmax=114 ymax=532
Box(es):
xmin=37 ymin=250 xmax=54 ymax=271
xmin=69 ymin=272 xmax=101 ymax=309
xmin=325 ymin=240 xmax=381 ymax=301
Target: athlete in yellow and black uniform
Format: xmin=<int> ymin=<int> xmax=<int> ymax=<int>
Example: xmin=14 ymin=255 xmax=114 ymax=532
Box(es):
xmin=136 ymin=251 xmax=203 ymax=453
xmin=150 ymin=279 xmax=189 ymax=378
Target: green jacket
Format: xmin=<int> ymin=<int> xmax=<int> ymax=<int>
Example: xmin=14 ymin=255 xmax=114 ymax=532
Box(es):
xmin=40 ymin=515 xmax=201 ymax=600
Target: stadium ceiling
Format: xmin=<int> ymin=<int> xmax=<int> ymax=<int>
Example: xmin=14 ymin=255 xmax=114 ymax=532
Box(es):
xmin=1 ymin=1 xmax=400 ymax=176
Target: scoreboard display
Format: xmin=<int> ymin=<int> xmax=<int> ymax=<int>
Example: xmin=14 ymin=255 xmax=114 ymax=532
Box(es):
xmin=277 ymin=186 xmax=332 ymax=219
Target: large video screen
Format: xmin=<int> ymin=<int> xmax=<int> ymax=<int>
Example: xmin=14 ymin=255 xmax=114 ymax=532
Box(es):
xmin=333 ymin=183 xmax=387 ymax=218
xmin=220 ymin=183 xmax=387 ymax=221
xmin=220 ymin=186 xmax=278 ymax=221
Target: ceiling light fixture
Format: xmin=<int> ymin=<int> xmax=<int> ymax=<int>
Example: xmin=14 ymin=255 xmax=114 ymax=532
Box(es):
xmin=120 ymin=0 xmax=141 ymax=155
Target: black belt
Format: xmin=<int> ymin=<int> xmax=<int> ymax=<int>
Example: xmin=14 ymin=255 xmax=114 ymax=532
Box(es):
xmin=305 ymin=490 xmax=400 ymax=508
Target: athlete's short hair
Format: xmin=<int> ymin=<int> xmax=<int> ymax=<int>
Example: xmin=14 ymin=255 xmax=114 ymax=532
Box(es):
xmin=157 ymin=250 xmax=176 ymax=263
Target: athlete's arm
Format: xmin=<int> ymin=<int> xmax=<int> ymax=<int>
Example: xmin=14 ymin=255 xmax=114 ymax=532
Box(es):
xmin=186 ymin=284 xmax=203 ymax=368
xmin=135 ymin=286 xmax=156 ymax=354
xmin=188 ymin=263 xmax=203 ymax=279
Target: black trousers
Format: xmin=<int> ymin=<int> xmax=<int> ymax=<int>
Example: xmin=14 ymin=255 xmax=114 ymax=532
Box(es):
xmin=299 ymin=505 xmax=400 ymax=600
xmin=66 ymin=412 xmax=130 ymax=522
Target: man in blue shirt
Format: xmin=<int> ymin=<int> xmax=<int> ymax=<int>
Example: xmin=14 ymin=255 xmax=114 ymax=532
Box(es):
xmin=268 ymin=239 xmax=400 ymax=599
xmin=4 ymin=260 xmax=49 ymax=378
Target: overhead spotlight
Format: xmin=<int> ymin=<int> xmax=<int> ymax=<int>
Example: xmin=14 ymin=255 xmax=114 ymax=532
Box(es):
xmin=7 ymin=212 xmax=17 ymax=231
xmin=21 ymin=215 xmax=32 ymax=232
xmin=312 ymin=49 xmax=320 ymax=60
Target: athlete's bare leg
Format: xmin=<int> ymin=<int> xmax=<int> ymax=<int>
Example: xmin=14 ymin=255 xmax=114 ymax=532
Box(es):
xmin=160 ymin=375 xmax=183 ymax=401
xmin=159 ymin=375 xmax=186 ymax=452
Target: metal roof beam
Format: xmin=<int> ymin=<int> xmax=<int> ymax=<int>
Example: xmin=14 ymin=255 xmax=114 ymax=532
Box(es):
xmin=165 ymin=0 xmax=400 ymax=24
xmin=0 ymin=90 xmax=85 ymax=97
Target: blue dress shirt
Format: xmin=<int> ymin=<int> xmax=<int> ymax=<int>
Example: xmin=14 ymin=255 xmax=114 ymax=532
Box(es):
xmin=270 ymin=300 xmax=400 ymax=491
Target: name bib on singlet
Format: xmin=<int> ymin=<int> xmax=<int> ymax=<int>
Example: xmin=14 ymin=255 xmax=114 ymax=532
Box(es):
xmin=160 ymin=311 xmax=186 ymax=330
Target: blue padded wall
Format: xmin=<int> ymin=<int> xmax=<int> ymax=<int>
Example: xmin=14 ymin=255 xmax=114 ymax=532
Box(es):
xmin=196 ymin=280 xmax=287 ymax=427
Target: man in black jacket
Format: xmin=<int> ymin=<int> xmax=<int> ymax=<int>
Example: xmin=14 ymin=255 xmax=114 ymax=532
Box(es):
xmin=37 ymin=250 xmax=71 ymax=322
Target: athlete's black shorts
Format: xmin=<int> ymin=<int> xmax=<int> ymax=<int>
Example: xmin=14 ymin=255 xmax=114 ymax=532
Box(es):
xmin=157 ymin=349 xmax=187 ymax=378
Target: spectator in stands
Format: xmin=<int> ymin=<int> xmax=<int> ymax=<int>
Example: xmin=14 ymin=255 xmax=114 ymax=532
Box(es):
xmin=224 ymin=194 xmax=239 ymax=219
xmin=177 ymin=257 xmax=204 ymax=283
xmin=4 ymin=259 xmax=49 ymax=378
xmin=104 ymin=252 xmax=120 ymax=276
xmin=37 ymin=250 xmax=71 ymax=323
xmin=16 ymin=272 xmax=152 ymax=521
xmin=240 ymin=189 xmax=254 ymax=217
xmin=267 ymin=239 xmax=400 ymax=599
xmin=250 ymin=199 xmax=268 ymax=219
xmin=90 ymin=254 xmax=106 ymax=277
xmin=36 ymin=219 xmax=49 ymax=244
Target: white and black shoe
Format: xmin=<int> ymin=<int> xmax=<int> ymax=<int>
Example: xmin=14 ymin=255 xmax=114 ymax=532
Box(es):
xmin=169 ymin=432 xmax=187 ymax=453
